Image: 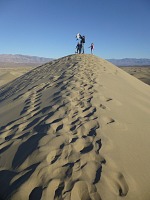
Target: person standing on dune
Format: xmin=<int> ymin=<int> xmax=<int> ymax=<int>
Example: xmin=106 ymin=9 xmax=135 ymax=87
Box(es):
xmin=89 ymin=43 xmax=94 ymax=54
xmin=80 ymin=35 xmax=85 ymax=54
xmin=75 ymin=33 xmax=85 ymax=54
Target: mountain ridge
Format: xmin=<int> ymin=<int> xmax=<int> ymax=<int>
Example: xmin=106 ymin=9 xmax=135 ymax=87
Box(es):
xmin=0 ymin=54 xmax=53 ymax=64
xmin=107 ymin=58 xmax=150 ymax=66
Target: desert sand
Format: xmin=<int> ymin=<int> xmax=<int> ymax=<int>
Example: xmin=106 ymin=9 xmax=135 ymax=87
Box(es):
xmin=0 ymin=67 xmax=33 ymax=87
xmin=120 ymin=66 xmax=150 ymax=85
xmin=0 ymin=54 xmax=150 ymax=200
xmin=1 ymin=64 xmax=150 ymax=88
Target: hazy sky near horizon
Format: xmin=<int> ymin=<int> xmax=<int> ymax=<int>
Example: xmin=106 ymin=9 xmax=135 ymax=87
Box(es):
xmin=0 ymin=0 xmax=150 ymax=59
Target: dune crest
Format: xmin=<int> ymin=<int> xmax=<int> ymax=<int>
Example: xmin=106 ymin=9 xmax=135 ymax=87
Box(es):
xmin=0 ymin=54 xmax=150 ymax=200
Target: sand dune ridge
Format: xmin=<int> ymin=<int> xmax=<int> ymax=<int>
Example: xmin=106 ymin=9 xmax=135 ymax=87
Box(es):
xmin=0 ymin=54 xmax=150 ymax=200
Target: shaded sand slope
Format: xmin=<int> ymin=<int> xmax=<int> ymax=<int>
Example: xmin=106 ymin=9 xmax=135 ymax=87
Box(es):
xmin=0 ymin=54 xmax=150 ymax=200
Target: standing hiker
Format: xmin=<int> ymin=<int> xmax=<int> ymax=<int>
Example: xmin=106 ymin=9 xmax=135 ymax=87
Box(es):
xmin=80 ymin=35 xmax=85 ymax=54
xmin=89 ymin=43 xmax=94 ymax=54
xmin=75 ymin=33 xmax=85 ymax=54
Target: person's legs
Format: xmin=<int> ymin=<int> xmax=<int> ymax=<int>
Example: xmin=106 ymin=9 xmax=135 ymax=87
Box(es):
xmin=79 ymin=43 xmax=82 ymax=54
xmin=82 ymin=43 xmax=84 ymax=54
xmin=79 ymin=46 xmax=81 ymax=54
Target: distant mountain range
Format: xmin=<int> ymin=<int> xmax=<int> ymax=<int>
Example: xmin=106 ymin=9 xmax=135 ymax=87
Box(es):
xmin=0 ymin=54 xmax=53 ymax=64
xmin=0 ymin=54 xmax=150 ymax=67
xmin=107 ymin=58 xmax=150 ymax=66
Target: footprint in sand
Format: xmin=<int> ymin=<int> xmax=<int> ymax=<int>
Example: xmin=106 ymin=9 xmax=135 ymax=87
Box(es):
xmin=100 ymin=104 xmax=107 ymax=110
xmin=102 ymin=116 xmax=115 ymax=125
xmin=106 ymin=97 xmax=113 ymax=102
xmin=104 ymin=171 xmax=129 ymax=197
xmin=71 ymin=181 xmax=101 ymax=200
xmin=73 ymin=138 xmax=93 ymax=154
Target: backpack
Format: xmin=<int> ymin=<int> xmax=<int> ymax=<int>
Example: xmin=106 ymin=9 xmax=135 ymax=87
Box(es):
xmin=82 ymin=36 xmax=85 ymax=43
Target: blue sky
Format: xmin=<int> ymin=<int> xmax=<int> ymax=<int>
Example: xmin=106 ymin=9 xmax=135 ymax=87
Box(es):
xmin=0 ymin=0 xmax=150 ymax=59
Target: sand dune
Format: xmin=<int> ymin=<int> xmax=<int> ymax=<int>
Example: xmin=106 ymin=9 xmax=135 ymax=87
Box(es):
xmin=0 ymin=67 xmax=33 ymax=86
xmin=0 ymin=54 xmax=150 ymax=200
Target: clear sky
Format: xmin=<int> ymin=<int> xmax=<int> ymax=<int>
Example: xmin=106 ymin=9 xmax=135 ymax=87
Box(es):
xmin=0 ymin=0 xmax=150 ymax=59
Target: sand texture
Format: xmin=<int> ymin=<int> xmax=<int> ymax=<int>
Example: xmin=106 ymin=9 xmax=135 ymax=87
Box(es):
xmin=0 ymin=54 xmax=150 ymax=200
